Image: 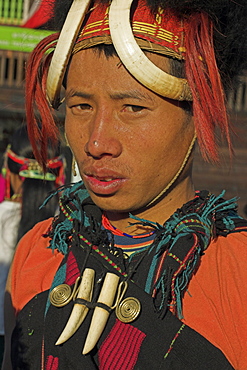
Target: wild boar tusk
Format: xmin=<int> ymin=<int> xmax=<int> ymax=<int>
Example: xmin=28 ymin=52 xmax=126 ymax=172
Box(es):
xmin=46 ymin=0 xmax=92 ymax=109
xmin=82 ymin=273 xmax=120 ymax=354
xmin=109 ymin=0 xmax=192 ymax=101
xmin=56 ymin=268 xmax=95 ymax=345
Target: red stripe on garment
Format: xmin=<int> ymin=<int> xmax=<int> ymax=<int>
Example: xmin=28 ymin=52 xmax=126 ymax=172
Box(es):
xmin=99 ymin=319 xmax=146 ymax=370
xmin=45 ymin=355 xmax=59 ymax=370
xmin=65 ymin=250 xmax=80 ymax=285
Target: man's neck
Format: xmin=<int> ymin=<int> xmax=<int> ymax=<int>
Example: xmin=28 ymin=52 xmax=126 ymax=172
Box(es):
xmin=105 ymin=178 xmax=195 ymax=235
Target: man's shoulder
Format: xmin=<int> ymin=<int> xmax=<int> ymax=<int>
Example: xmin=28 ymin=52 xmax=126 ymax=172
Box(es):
xmin=213 ymin=228 xmax=247 ymax=252
xmin=15 ymin=217 xmax=55 ymax=263
xmin=22 ymin=217 xmax=53 ymax=241
xmin=183 ymin=228 xmax=247 ymax=369
xmin=195 ymin=228 xmax=247 ymax=286
xmin=11 ymin=217 xmax=64 ymax=313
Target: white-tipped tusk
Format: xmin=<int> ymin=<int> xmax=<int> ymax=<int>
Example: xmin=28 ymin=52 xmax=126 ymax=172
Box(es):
xmin=56 ymin=268 xmax=95 ymax=345
xmin=109 ymin=0 xmax=192 ymax=101
xmin=46 ymin=0 xmax=92 ymax=109
xmin=82 ymin=273 xmax=120 ymax=354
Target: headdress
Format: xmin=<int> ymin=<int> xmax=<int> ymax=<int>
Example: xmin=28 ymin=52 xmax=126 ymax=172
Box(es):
xmin=2 ymin=144 xmax=65 ymax=200
xmin=25 ymin=0 xmax=247 ymax=166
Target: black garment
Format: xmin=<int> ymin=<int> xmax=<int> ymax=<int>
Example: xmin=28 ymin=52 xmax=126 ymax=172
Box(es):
xmin=11 ymin=187 xmax=247 ymax=369
xmin=12 ymin=250 xmax=234 ymax=370
xmin=0 ymin=335 xmax=4 ymax=368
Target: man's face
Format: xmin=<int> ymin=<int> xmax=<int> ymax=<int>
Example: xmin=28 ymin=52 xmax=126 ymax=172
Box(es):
xmin=65 ymin=48 xmax=194 ymax=215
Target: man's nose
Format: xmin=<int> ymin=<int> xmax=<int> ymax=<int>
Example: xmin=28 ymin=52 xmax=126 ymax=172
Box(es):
xmin=84 ymin=109 xmax=122 ymax=159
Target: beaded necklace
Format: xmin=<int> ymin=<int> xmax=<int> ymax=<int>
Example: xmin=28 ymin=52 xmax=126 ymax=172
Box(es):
xmin=102 ymin=213 xmax=156 ymax=256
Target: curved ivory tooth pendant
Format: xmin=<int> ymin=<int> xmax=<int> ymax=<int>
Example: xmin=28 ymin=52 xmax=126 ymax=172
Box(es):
xmin=82 ymin=273 xmax=120 ymax=354
xmin=56 ymin=268 xmax=95 ymax=345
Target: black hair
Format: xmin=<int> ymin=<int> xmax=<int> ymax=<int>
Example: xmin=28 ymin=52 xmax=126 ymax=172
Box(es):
xmin=7 ymin=125 xmax=62 ymax=242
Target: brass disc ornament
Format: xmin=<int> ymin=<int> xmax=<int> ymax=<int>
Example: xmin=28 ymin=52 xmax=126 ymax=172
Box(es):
xmin=115 ymin=297 xmax=141 ymax=323
xmin=49 ymin=284 xmax=73 ymax=307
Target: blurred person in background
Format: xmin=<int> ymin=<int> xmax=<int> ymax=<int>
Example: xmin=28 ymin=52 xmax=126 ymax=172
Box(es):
xmin=0 ymin=125 xmax=65 ymax=366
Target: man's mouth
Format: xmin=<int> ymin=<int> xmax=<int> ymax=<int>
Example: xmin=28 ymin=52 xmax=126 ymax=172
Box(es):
xmin=97 ymin=177 xmax=115 ymax=182
xmin=83 ymin=173 xmax=126 ymax=195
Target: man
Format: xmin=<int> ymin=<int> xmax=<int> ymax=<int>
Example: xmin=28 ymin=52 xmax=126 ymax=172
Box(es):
xmin=3 ymin=0 xmax=247 ymax=369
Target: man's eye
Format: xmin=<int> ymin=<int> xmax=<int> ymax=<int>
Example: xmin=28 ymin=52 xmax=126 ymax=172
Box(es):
xmin=123 ymin=105 xmax=145 ymax=113
xmin=74 ymin=104 xmax=92 ymax=110
xmin=70 ymin=103 xmax=92 ymax=114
